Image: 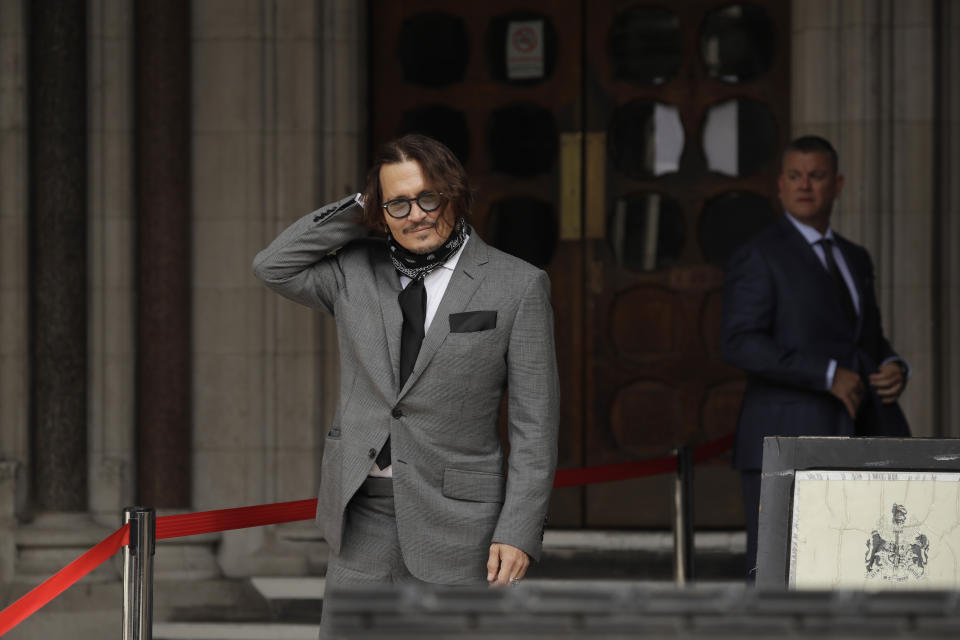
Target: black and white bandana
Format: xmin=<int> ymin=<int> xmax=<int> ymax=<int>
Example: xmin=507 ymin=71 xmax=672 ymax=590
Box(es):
xmin=388 ymin=217 xmax=468 ymax=280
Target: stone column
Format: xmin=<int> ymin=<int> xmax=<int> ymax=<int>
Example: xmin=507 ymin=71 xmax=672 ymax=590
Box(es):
xmin=30 ymin=0 xmax=88 ymax=511
xmin=0 ymin=0 xmax=30 ymax=515
xmin=196 ymin=0 xmax=322 ymax=576
xmin=0 ymin=461 xmax=16 ymax=580
xmin=134 ymin=0 xmax=216 ymax=581
xmin=136 ymin=0 xmax=191 ymax=508
xmin=791 ymin=0 xmax=937 ymax=436
xmin=318 ymin=0 xmax=368 ymax=450
xmin=320 ymin=0 xmax=367 ymax=200
xmin=938 ymin=0 xmax=960 ymax=437
xmin=88 ymin=0 xmax=136 ymax=526
xmin=190 ymin=0 xmax=364 ymax=577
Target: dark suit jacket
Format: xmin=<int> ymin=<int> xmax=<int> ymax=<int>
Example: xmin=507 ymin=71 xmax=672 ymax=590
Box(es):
xmin=722 ymin=215 xmax=910 ymax=470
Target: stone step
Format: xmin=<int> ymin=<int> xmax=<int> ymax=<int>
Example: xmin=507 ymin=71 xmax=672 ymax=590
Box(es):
xmin=153 ymin=530 xmax=746 ymax=638
xmin=155 ymin=578 xmax=747 ymax=640
xmin=154 ymin=621 xmax=319 ymax=640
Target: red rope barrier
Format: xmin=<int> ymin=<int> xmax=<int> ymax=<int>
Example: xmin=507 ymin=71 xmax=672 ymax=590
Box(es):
xmin=553 ymin=455 xmax=677 ymax=487
xmin=693 ymin=434 xmax=736 ymax=464
xmin=552 ymin=433 xmax=735 ymax=488
xmin=0 ymin=525 xmax=129 ymax=636
xmin=0 ymin=434 xmax=734 ymax=635
xmin=157 ymin=498 xmax=317 ymax=540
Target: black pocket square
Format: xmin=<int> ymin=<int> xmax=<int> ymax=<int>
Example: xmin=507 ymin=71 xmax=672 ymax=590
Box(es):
xmin=449 ymin=310 xmax=497 ymax=333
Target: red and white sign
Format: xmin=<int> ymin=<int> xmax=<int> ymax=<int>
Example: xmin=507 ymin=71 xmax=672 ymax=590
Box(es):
xmin=506 ymin=20 xmax=544 ymax=80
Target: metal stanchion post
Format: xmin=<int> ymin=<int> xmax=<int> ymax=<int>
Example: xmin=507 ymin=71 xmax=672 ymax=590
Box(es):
xmin=672 ymin=446 xmax=694 ymax=585
xmin=122 ymin=507 xmax=156 ymax=640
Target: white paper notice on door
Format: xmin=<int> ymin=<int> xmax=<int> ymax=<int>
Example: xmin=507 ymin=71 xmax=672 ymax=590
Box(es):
xmin=506 ymin=21 xmax=544 ymax=80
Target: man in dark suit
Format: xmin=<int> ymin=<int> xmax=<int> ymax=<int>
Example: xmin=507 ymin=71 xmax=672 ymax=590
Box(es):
xmin=722 ymin=135 xmax=911 ymax=579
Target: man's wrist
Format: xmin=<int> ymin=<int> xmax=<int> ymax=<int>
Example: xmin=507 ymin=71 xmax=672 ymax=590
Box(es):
xmin=896 ymin=359 xmax=909 ymax=380
xmin=882 ymin=356 xmax=910 ymax=381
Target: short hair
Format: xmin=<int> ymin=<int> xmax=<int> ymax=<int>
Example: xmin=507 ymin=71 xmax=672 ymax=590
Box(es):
xmin=782 ymin=135 xmax=839 ymax=173
xmin=360 ymin=134 xmax=473 ymax=229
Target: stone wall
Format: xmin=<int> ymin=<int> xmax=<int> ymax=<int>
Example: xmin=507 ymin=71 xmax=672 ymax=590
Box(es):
xmin=0 ymin=0 xmax=29 ymax=515
xmin=938 ymin=0 xmax=960 ymax=440
xmin=191 ymin=0 xmax=365 ymax=576
xmin=88 ymin=0 xmax=136 ymax=527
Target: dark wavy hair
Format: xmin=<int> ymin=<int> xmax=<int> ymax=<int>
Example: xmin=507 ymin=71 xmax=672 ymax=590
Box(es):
xmin=782 ymin=135 xmax=839 ymax=173
xmin=360 ymin=134 xmax=473 ymax=230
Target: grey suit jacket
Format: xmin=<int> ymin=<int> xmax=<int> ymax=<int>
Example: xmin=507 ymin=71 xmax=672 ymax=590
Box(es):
xmin=252 ymin=195 xmax=560 ymax=584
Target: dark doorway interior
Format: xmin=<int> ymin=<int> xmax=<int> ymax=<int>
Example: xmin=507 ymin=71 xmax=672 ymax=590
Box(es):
xmin=369 ymin=0 xmax=790 ymax=529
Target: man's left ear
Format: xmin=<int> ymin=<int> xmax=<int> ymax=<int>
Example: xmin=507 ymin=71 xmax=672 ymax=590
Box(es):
xmin=835 ymin=173 xmax=845 ymax=195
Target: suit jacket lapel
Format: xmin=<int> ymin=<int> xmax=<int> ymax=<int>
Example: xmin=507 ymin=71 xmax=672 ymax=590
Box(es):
xmin=833 ymin=234 xmax=866 ymax=339
xmin=398 ymin=232 xmax=488 ymax=399
xmin=778 ymin=217 xmax=858 ymax=328
xmin=374 ymin=253 xmax=403 ymax=393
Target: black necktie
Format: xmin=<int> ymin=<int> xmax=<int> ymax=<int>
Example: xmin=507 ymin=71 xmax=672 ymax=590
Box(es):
xmin=816 ymin=238 xmax=857 ymax=322
xmin=375 ymin=276 xmax=426 ymax=470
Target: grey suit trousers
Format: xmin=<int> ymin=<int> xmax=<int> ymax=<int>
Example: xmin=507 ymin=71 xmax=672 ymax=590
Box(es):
xmin=319 ymin=487 xmax=485 ymax=639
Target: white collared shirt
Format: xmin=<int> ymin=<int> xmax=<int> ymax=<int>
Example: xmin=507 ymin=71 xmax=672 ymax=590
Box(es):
xmin=369 ymin=234 xmax=470 ymax=478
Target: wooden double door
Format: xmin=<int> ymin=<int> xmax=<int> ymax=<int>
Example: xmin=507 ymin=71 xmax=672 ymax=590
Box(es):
xmin=370 ymin=0 xmax=789 ymax=528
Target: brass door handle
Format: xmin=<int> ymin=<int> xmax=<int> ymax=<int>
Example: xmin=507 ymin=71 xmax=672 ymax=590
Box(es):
xmin=559 ymin=132 xmax=583 ymax=240
xmin=585 ymin=131 xmax=606 ymax=239
xmin=560 ymin=131 xmax=605 ymax=241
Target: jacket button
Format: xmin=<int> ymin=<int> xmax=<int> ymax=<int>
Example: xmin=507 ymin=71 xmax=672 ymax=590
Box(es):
xmin=368 ymin=448 xmax=376 ymax=459
xmin=391 ymin=408 xmax=403 ymax=419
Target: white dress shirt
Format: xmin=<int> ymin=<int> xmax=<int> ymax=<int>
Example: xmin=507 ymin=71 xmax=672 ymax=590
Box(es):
xmin=368 ymin=235 xmax=470 ymax=478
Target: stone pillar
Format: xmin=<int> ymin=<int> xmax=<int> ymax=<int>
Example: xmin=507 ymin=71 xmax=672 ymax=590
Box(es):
xmin=190 ymin=0 xmax=364 ymax=577
xmin=0 ymin=461 xmax=16 ymax=581
xmin=318 ymin=0 xmax=368 ymax=451
xmin=136 ymin=0 xmax=191 ymax=508
xmin=939 ymin=0 xmax=960 ymax=437
xmin=0 ymin=0 xmax=30 ymax=515
xmin=791 ymin=0 xmax=937 ymax=436
xmin=30 ymin=0 xmax=88 ymax=511
xmin=88 ymin=0 xmax=136 ymax=526
xmin=320 ymin=0 xmax=367 ymax=200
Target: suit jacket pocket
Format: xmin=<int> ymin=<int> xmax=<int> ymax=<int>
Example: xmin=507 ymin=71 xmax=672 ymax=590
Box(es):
xmin=442 ymin=468 xmax=505 ymax=503
xmin=449 ymin=310 xmax=497 ymax=333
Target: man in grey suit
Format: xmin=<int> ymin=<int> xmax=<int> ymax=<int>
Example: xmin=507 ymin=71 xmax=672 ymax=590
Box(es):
xmin=253 ymin=134 xmax=560 ymax=633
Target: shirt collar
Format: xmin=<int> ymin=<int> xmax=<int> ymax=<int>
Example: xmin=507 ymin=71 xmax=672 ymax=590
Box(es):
xmin=785 ymin=211 xmax=834 ymax=245
xmin=438 ymin=232 xmax=469 ymax=272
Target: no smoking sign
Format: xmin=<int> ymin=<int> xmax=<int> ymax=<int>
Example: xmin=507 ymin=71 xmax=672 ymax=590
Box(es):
xmin=506 ymin=20 xmax=544 ymax=80
xmin=512 ymin=26 xmax=538 ymax=53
